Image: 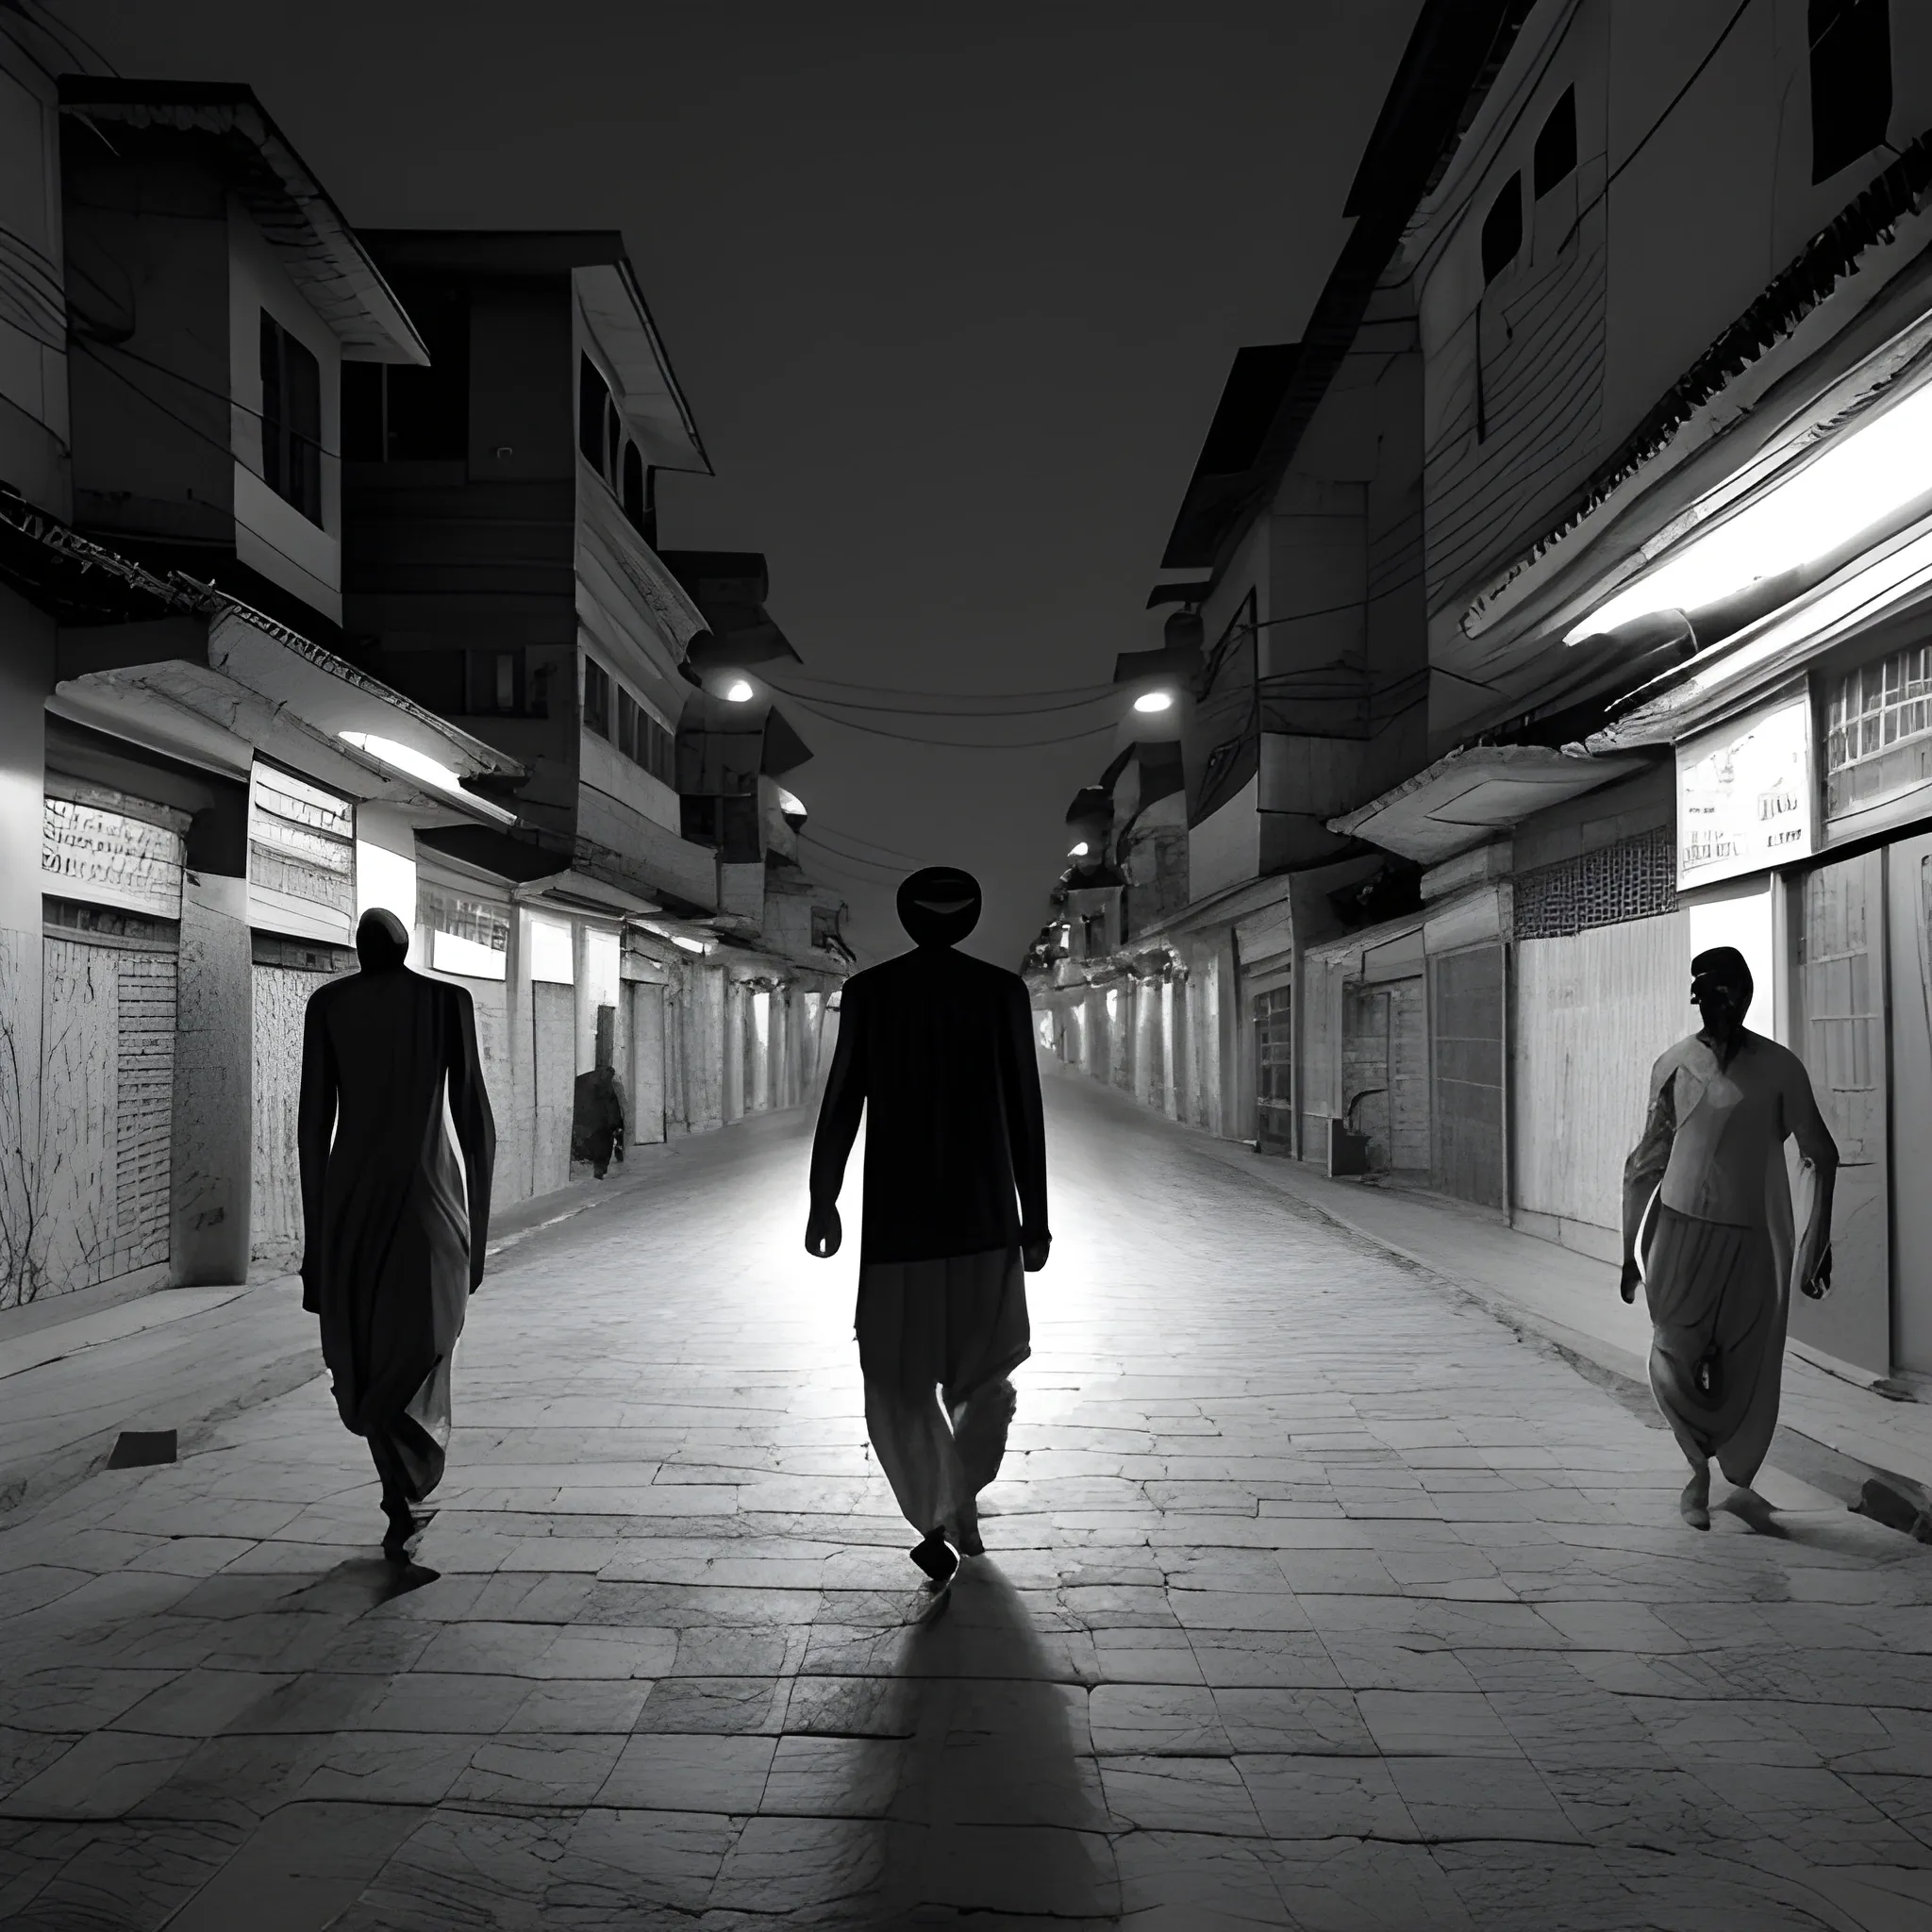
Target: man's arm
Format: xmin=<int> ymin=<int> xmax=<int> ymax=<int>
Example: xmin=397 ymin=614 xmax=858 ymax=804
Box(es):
xmin=1784 ymin=1051 xmax=1839 ymax=1295
xmin=295 ymin=994 xmax=338 ymax=1314
xmin=806 ymin=981 xmax=865 ymax=1256
xmin=1001 ymin=978 xmax=1050 ymax=1264
xmin=1620 ymin=1058 xmax=1675 ymax=1299
xmin=447 ymin=987 xmax=497 ymax=1291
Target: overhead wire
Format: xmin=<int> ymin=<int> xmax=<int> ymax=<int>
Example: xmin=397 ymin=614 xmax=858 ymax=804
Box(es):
xmin=763 ymin=680 xmax=1123 ymax=718
xmin=782 ymin=688 xmax=1123 ymax=750
xmin=772 ymin=670 xmax=1120 ymax=702
xmin=801 ymin=823 xmax=940 ymax=866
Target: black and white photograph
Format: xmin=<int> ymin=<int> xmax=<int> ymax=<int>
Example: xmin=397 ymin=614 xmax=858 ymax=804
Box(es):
xmin=2 ymin=2 xmax=1931 ymax=1924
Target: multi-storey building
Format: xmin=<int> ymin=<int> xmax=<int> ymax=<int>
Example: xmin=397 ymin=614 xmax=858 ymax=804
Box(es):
xmin=340 ymin=233 xmax=846 ymax=1199
xmin=1 ymin=76 xmax=524 ymax=1308
xmin=1040 ymin=0 xmax=1932 ymax=1392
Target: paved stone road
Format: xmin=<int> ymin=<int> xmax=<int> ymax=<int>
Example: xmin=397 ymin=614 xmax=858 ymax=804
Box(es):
xmin=6 ymin=1071 xmax=1932 ymax=1928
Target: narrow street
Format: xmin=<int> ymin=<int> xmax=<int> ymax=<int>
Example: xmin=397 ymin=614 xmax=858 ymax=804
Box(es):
xmin=0 ymin=1075 xmax=1928 ymax=1930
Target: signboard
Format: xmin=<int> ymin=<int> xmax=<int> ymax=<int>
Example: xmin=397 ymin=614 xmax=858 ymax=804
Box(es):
xmin=248 ymin=763 xmax=355 ymax=943
xmin=1676 ymin=687 xmax=1817 ymax=890
xmin=42 ymin=797 xmax=184 ymax=918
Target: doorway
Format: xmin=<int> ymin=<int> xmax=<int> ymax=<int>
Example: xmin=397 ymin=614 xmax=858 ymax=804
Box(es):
xmin=1341 ymin=976 xmax=1428 ymax=1176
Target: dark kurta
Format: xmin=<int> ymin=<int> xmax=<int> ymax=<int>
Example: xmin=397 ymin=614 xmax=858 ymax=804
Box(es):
xmin=808 ymin=946 xmax=1049 ymax=1264
xmin=298 ymin=965 xmax=495 ymax=1461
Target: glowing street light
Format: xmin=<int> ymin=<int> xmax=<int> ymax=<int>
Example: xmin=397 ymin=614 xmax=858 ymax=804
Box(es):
xmin=1068 ymin=841 xmax=1089 ymax=858
xmin=1133 ymin=690 xmax=1174 ymax=713
xmin=723 ymin=678 xmax=755 ymax=703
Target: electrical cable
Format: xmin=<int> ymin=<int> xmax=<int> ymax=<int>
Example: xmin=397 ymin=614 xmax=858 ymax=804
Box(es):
xmin=801 ymin=823 xmax=939 ymax=866
xmin=798 ymin=837 xmax=917 ymax=880
xmin=782 ymin=688 xmax=1123 ymax=750
xmin=773 ymin=669 xmax=1120 ymax=701
xmin=762 ymin=679 xmax=1122 ymax=719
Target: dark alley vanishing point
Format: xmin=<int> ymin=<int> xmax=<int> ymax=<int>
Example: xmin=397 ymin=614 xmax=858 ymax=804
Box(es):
xmin=3 ymin=1072 xmax=1932 ymax=1930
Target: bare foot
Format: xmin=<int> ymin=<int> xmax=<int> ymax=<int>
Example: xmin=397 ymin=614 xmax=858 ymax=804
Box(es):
xmin=1722 ymin=1485 xmax=1787 ymax=1536
xmin=1680 ymin=1468 xmax=1710 ymax=1530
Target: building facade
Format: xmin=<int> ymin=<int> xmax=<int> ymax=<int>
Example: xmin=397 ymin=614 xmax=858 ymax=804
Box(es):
xmin=0 ymin=80 xmax=848 ymax=1313
xmin=1038 ymin=0 xmax=1932 ymax=1389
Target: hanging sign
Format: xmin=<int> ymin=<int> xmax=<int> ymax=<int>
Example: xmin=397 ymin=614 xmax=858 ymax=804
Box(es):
xmin=1675 ymin=686 xmax=1817 ymax=890
xmin=42 ymin=797 xmax=184 ymax=918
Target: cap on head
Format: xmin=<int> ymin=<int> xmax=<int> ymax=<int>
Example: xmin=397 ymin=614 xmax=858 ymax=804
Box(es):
xmin=897 ymin=865 xmax=981 ymax=948
xmin=357 ymin=906 xmax=410 ymax=972
xmin=1690 ymin=944 xmax=1752 ymax=1017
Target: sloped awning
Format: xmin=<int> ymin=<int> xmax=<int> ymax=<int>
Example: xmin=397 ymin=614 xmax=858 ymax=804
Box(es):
xmin=49 ymin=606 xmax=523 ymax=827
xmin=1327 ymin=745 xmax=1651 ymax=863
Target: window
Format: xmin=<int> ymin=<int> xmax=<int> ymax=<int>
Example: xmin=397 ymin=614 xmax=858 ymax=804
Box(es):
xmin=622 ymin=441 xmax=647 ymax=534
xmin=1532 ymin=87 xmax=1576 ymax=196
xmin=1810 ymin=0 xmax=1890 ymax=184
xmin=466 ymin=649 xmax=525 ymax=716
xmin=578 ymin=354 xmax=609 ymax=473
xmin=259 ymin=310 xmax=323 ymax=524
xmin=1480 ymin=174 xmax=1523 ymax=283
xmin=811 ymin=907 xmax=840 ymax=950
xmin=681 ymin=795 xmax=760 ymax=861
xmin=583 ymin=655 xmax=610 ymax=738
xmin=1827 ymin=643 xmax=1932 ymax=774
xmin=341 ymin=283 xmax=468 ymax=462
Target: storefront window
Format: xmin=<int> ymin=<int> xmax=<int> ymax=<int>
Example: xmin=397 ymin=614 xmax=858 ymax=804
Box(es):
xmin=1827 ymin=644 xmax=1932 ymax=774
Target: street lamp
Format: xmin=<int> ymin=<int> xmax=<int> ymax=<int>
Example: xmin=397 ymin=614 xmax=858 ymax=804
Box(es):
xmin=1068 ymin=841 xmax=1089 ymax=858
xmin=1133 ymin=690 xmax=1174 ymax=713
xmin=724 ymin=678 xmax=755 ymax=703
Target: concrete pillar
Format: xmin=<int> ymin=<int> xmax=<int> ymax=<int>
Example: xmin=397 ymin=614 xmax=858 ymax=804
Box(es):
xmin=722 ymin=978 xmax=744 ymax=1124
xmin=628 ymin=976 xmax=666 ymax=1143
xmin=0 ymin=593 xmax=52 ymax=1307
xmin=169 ymin=871 xmax=253 ymax=1286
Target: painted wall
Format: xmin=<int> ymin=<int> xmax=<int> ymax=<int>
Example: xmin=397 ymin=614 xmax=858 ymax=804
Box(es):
xmin=1512 ymin=908 xmax=1690 ymax=1259
xmin=227 ymin=198 xmax=343 ymax=623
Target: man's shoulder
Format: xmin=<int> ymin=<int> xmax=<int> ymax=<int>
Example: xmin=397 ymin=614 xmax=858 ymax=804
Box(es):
xmin=1653 ymin=1033 xmax=1702 ymax=1073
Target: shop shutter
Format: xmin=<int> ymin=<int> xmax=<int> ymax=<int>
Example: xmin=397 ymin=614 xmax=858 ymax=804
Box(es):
xmin=1429 ymin=944 xmax=1505 ymax=1209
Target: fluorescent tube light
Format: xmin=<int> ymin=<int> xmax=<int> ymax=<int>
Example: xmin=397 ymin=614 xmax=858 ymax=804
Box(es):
xmin=1565 ymin=379 xmax=1932 ymax=643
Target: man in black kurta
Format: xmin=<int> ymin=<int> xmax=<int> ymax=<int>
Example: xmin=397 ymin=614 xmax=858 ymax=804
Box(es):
xmin=299 ymin=908 xmax=496 ymax=1557
xmin=806 ymin=867 xmax=1051 ymax=1584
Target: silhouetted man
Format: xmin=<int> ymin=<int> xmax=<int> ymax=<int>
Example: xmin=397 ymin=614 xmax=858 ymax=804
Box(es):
xmin=807 ymin=866 xmax=1051 ymax=1585
xmin=299 ymin=908 xmax=496 ymax=1558
xmin=1622 ymin=946 xmax=1836 ymax=1530
xmin=573 ymin=1064 xmax=625 ymax=1180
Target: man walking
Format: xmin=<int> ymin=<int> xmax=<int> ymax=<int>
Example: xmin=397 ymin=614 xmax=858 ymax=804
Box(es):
xmin=299 ymin=908 xmax=496 ymax=1559
xmin=1622 ymin=946 xmax=1836 ymax=1529
xmin=806 ymin=866 xmax=1051 ymax=1585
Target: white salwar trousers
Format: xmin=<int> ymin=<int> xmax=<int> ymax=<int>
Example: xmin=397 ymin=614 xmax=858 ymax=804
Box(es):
xmin=856 ymin=1245 xmax=1030 ymax=1541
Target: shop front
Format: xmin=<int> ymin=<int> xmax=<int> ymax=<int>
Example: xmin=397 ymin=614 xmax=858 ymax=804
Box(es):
xmin=1780 ymin=625 xmax=1932 ymax=1379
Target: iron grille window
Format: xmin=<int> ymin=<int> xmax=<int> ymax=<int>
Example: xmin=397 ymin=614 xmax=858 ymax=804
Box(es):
xmin=583 ymin=656 xmax=611 ymax=738
xmin=1827 ymin=644 xmax=1932 ymax=774
xmin=259 ymin=311 xmax=323 ymax=524
xmin=1513 ymin=828 xmax=1678 ymax=941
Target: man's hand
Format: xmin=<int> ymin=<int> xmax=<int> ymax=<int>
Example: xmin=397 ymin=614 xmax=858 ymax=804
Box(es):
xmin=1619 ymin=1257 xmax=1641 ymax=1305
xmin=1801 ymin=1248 xmax=1834 ymax=1300
xmin=805 ymin=1200 xmax=841 ymax=1258
xmin=1023 ymin=1235 xmax=1051 ymax=1274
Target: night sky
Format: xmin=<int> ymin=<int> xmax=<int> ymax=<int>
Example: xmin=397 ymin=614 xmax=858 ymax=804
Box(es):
xmin=68 ymin=1 xmax=1422 ymax=967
